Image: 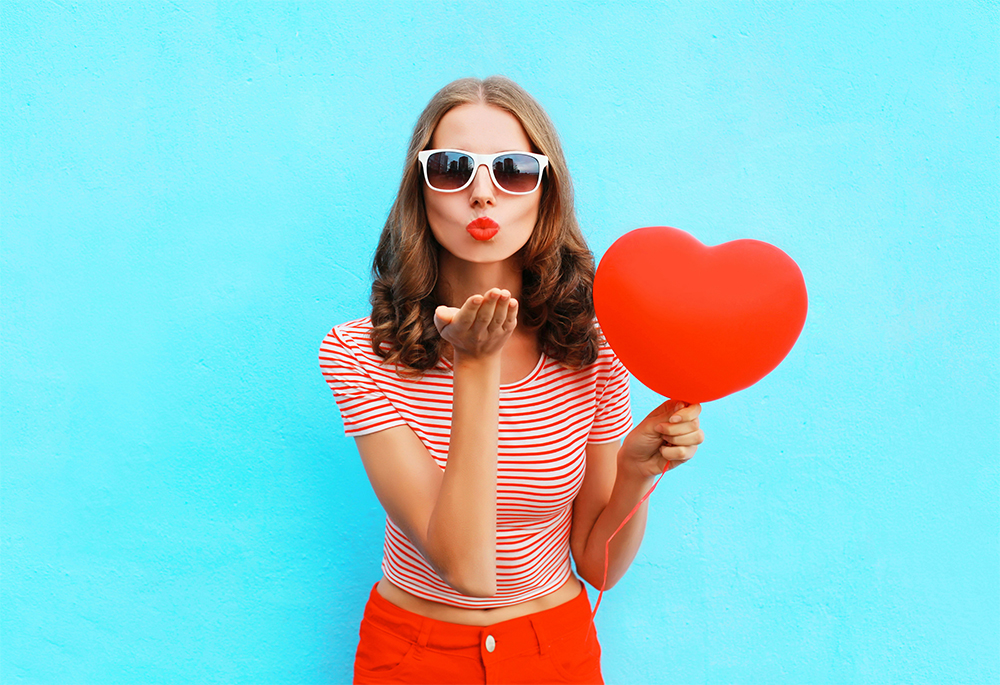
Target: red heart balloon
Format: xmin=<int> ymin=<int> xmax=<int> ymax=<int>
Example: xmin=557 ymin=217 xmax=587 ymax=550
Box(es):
xmin=594 ymin=226 xmax=808 ymax=403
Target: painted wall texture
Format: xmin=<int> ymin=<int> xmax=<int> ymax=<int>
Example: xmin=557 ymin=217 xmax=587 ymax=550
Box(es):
xmin=2 ymin=1 xmax=997 ymax=683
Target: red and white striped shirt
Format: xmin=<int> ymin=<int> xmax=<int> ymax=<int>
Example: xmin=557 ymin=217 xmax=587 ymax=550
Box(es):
xmin=319 ymin=317 xmax=632 ymax=608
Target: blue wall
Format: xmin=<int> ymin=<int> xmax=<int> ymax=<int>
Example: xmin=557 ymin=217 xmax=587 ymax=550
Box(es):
xmin=3 ymin=1 xmax=997 ymax=683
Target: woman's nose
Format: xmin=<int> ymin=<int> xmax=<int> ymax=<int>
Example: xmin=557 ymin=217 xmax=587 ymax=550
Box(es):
xmin=469 ymin=164 xmax=496 ymax=206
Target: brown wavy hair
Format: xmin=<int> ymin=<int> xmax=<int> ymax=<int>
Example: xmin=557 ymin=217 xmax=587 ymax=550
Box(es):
xmin=370 ymin=76 xmax=600 ymax=372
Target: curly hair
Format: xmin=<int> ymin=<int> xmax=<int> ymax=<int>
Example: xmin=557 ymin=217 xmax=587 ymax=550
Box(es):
xmin=370 ymin=76 xmax=600 ymax=372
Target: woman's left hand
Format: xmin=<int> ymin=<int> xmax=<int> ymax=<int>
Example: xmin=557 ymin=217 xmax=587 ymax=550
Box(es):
xmin=619 ymin=400 xmax=704 ymax=479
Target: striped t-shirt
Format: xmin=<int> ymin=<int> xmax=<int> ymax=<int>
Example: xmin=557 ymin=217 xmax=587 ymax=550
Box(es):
xmin=319 ymin=316 xmax=632 ymax=608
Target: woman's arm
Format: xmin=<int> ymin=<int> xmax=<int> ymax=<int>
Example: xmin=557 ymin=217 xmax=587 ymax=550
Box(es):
xmin=354 ymin=288 xmax=516 ymax=597
xmin=570 ymin=401 xmax=703 ymax=590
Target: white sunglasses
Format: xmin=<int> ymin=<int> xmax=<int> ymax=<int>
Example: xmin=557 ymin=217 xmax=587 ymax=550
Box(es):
xmin=417 ymin=149 xmax=549 ymax=195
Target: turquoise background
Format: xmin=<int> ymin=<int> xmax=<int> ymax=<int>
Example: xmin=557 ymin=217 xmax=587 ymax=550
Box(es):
xmin=3 ymin=1 xmax=997 ymax=683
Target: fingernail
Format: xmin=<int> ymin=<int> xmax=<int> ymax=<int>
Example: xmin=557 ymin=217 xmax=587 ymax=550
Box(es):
xmin=669 ymin=415 xmax=682 ymax=423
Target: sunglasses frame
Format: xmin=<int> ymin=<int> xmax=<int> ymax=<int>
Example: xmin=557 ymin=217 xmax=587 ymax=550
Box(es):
xmin=417 ymin=149 xmax=549 ymax=195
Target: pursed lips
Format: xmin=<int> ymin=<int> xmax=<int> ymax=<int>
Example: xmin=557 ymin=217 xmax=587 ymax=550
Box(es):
xmin=467 ymin=216 xmax=499 ymax=241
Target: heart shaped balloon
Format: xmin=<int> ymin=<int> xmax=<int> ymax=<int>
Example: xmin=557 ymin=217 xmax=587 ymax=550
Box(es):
xmin=594 ymin=226 xmax=808 ymax=403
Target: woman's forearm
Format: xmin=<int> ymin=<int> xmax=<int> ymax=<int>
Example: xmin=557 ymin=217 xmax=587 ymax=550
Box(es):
xmin=424 ymin=353 xmax=500 ymax=597
xmin=577 ymin=463 xmax=657 ymax=591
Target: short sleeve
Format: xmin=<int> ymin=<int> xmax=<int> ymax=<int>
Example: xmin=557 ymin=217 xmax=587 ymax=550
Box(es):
xmin=587 ymin=348 xmax=633 ymax=443
xmin=319 ymin=325 xmax=406 ymax=437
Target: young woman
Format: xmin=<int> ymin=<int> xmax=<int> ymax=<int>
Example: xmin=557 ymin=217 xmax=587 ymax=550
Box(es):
xmin=320 ymin=76 xmax=704 ymax=685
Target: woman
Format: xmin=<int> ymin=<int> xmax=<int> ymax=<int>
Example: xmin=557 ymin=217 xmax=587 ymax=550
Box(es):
xmin=320 ymin=76 xmax=704 ymax=685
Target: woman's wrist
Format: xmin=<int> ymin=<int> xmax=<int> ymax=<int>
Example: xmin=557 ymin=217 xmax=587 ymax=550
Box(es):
xmin=616 ymin=447 xmax=661 ymax=487
xmin=453 ymin=350 xmax=503 ymax=374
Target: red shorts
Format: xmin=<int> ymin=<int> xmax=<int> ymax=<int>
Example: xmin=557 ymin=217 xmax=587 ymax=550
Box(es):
xmin=353 ymin=582 xmax=604 ymax=684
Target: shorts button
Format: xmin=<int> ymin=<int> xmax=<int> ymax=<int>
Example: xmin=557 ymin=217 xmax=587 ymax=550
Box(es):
xmin=485 ymin=634 xmax=496 ymax=653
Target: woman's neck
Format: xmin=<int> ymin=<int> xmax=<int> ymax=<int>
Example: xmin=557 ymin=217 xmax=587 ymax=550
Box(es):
xmin=435 ymin=251 xmax=524 ymax=308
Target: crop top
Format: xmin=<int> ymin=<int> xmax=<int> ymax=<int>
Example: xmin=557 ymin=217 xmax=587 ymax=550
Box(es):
xmin=319 ymin=316 xmax=632 ymax=608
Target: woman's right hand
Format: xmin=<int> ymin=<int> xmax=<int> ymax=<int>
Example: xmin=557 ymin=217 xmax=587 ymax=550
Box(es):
xmin=434 ymin=288 xmax=518 ymax=360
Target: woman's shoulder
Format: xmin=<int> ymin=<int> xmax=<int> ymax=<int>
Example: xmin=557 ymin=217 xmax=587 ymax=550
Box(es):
xmin=320 ymin=316 xmax=376 ymax=359
xmin=331 ymin=315 xmax=374 ymax=339
xmin=545 ymin=319 xmax=622 ymax=379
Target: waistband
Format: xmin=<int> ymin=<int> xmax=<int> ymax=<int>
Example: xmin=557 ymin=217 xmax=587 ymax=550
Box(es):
xmin=362 ymin=582 xmax=595 ymax=659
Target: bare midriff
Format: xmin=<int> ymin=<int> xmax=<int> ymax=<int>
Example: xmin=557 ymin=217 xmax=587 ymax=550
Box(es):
xmin=376 ymin=574 xmax=584 ymax=626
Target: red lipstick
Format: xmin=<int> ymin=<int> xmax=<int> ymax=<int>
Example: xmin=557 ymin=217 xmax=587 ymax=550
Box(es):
xmin=467 ymin=216 xmax=499 ymax=241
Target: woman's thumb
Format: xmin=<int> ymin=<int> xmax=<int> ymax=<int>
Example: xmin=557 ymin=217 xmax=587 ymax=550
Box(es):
xmin=434 ymin=305 xmax=458 ymax=331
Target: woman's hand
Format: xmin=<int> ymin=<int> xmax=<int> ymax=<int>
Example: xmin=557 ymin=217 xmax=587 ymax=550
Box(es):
xmin=434 ymin=288 xmax=518 ymax=360
xmin=619 ymin=400 xmax=704 ymax=479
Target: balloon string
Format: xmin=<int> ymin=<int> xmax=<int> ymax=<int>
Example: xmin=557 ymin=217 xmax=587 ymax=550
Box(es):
xmin=587 ymin=468 xmax=668 ymax=637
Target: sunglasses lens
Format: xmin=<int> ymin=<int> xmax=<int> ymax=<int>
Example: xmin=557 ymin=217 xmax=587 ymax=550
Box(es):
xmin=492 ymin=154 xmax=541 ymax=193
xmin=425 ymin=151 xmax=474 ymax=190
